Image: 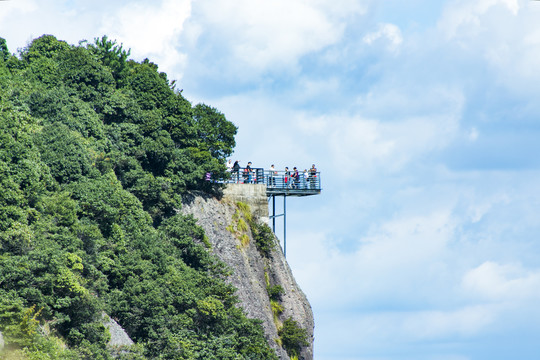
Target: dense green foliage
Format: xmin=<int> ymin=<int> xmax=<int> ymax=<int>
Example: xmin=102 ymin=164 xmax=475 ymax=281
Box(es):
xmin=277 ymin=318 xmax=309 ymax=359
xmin=0 ymin=35 xmax=278 ymax=359
xmin=250 ymin=221 xmax=276 ymax=258
xmin=266 ymin=285 xmax=284 ymax=302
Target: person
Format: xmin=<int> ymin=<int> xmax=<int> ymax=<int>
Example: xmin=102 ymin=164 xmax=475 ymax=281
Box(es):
xmin=232 ymin=160 xmax=241 ymax=183
xmin=303 ymin=169 xmax=309 ymax=188
xmin=284 ymin=167 xmax=290 ymax=188
xmin=225 ymin=160 xmax=233 ymax=183
xmin=245 ymin=161 xmax=253 ymax=184
xmin=269 ymin=164 xmax=276 ymax=187
xmin=309 ymin=164 xmax=317 ymax=189
xmin=291 ymin=167 xmax=300 ymax=189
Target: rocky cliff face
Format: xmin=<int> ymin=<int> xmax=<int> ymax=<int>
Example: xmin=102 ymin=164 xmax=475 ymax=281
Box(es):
xmin=181 ymin=185 xmax=314 ymax=360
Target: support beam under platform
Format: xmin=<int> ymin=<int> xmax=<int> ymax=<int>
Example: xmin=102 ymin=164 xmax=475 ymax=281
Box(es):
xmin=223 ymin=169 xmax=322 ymax=258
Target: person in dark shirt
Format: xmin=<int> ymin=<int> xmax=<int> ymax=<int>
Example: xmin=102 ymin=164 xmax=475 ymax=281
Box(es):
xmin=232 ymin=160 xmax=240 ymax=183
xmin=245 ymin=161 xmax=253 ymax=184
xmin=291 ymin=167 xmax=300 ymax=189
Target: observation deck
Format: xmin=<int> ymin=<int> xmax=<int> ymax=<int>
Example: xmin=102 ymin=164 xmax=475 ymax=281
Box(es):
xmin=228 ymin=168 xmax=321 ymax=197
xmin=224 ymin=167 xmax=321 ymax=258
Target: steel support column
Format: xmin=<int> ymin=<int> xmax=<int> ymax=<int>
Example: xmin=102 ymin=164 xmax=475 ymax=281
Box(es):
xmin=272 ymin=195 xmax=276 ymax=233
xmin=283 ymin=195 xmax=287 ymax=258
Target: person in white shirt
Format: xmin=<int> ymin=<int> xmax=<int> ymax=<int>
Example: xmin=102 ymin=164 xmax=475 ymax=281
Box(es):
xmin=269 ymin=165 xmax=276 ymax=187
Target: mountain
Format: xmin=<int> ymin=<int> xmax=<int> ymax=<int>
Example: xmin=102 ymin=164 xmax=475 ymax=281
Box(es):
xmin=0 ymin=35 xmax=313 ymax=359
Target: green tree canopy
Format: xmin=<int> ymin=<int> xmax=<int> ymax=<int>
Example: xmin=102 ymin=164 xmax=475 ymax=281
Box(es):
xmin=0 ymin=37 xmax=9 ymax=61
xmin=0 ymin=34 xmax=276 ymax=360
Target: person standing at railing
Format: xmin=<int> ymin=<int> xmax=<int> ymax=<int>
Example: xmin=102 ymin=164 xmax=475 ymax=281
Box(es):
xmin=232 ymin=160 xmax=241 ymax=183
xmin=291 ymin=167 xmax=300 ymax=189
xmin=245 ymin=161 xmax=253 ymax=184
xmin=309 ymin=164 xmax=317 ymax=189
xmin=303 ymin=169 xmax=309 ymax=188
xmin=269 ymin=165 xmax=276 ymax=187
xmin=284 ymin=167 xmax=290 ymax=188
xmin=226 ymin=160 xmax=233 ymax=183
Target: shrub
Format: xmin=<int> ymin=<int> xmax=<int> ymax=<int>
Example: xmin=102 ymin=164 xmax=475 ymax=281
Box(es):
xmin=278 ymin=317 xmax=309 ymax=359
xmin=266 ymin=285 xmax=284 ymax=301
xmin=251 ymin=221 xmax=275 ymax=257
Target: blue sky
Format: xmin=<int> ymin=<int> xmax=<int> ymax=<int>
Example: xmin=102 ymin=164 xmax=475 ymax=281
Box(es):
xmin=3 ymin=0 xmax=540 ymax=359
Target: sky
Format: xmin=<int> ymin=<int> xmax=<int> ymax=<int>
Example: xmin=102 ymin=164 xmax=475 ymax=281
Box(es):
xmin=2 ymin=0 xmax=540 ymax=359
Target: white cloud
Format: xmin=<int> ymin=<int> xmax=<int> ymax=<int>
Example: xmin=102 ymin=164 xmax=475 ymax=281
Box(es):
xmin=180 ymin=0 xmax=369 ymax=83
xmin=0 ymin=0 xmax=37 ymax=23
xmin=195 ymin=0 xmax=341 ymax=70
xmin=221 ymin=82 xmax=464 ymax=182
xmin=438 ymin=0 xmax=520 ymax=40
xmin=0 ymin=0 xmax=44 ymax=50
xmin=355 ymin=84 xmax=465 ymax=122
xmin=290 ymin=209 xmax=458 ymax=310
xmin=465 ymin=192 xmax=509 ymax=223
xmin=101 ymin=0 xmax=192 ymax=81
xmin=326 ymin=113 xmax=459 ymax=178
xmin=434 ymin=0 xmax=540 ymax=96
xmin=314 ymin=309 xmax=489 ymax=359
xmin=402 ymin=305 xmax=496 ymax=339
xmin=288 ymin=176 xmax=540 ymax=356
xmin=462 ymin=261 xmax=540 ymax=302
xmin=363 ymin=23 xmax=403 ymax=53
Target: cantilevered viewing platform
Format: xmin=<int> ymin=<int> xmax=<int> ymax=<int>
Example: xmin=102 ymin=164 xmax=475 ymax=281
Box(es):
xmin=226 ymin=167 xmax=321 ymax=257
xmin=228 ymin=168 xmax=322 ymax=197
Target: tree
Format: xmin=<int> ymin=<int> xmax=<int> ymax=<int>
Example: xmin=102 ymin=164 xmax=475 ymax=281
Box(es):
xmin=91 ymin=35 xmax=131 ymax=84
xmin=0 ymin=34 xmax=281 ymax=360
xmin=0 ymin=37 xmax=9 ymax=61
xmin=57 ymin=47 xmax=115 ymax=105
xmin=193 ymin=103 xmax=237 ymax=161
xmin=278 ymin=318 xmax=309 ymax=358
xmin=123 ymin=61 xmax=173 ymax=111
xmin=21 ymin=34 xmax=70 ymax=63
xmin=37 ymin=123 xmax=96 ymax=184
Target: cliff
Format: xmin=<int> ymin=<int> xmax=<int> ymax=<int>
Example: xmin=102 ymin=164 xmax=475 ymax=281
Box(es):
xmin=181 ymin=184 xmax=314 ymax=360
xmin=0 ymin=34 xmax=307 ymax=359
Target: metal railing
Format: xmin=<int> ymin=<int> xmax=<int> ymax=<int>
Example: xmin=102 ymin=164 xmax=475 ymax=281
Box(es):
xmin=227 ymin=168 xmax=321 ymax=191
xmin=228 ymin=167 xmax=266 ymax=184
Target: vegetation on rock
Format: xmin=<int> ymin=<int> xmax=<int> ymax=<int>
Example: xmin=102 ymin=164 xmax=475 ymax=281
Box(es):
xmin=278 ymin=318 xmax=309 ymax=359
xmin=0 ymin=34 xmax=278 ymax=359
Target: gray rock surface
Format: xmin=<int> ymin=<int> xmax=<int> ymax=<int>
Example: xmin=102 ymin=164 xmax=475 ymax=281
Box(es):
xmin=104 ymin=315 xmax=134 ymax=347
xmin=102 ymin=313 xmax=135 ymax=358
xmin=181 ymin=189 xmax=314 ymax=360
